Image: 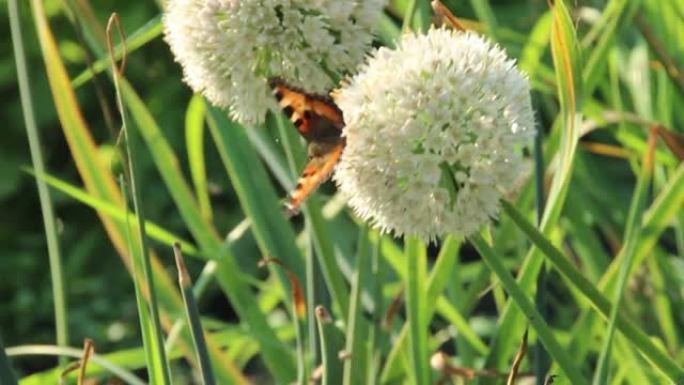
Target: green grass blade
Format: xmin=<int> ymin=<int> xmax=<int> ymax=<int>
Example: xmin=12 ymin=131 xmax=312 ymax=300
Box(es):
xmin=8 ymin=344 xmax=145 ymax=385
xmin=403 ymin=0 xmax=431 ymax=32
xmin=114 ymin=75 xmax=292 ymax=380
xmin=519 ymin=11 xmax=552 ymax=81
xmin=18 ymin=325 xmax=257 ymax=383
xmin=207 ymin=109 xmax=305 ymax=281
xmin=72 ymin=15 xmax=162 ymax=88
xmin=379 ymin=235 xmax=486 ymax=383
xmin=174 ymin=244 xmax=216 ymax=385
xmin=502 ymin=200 xmax=684 ymax=383
xmin=119 ymin=79 xmax=223 ymax=252
xmin=28 ymin=5 xmax=251 ymax=382
xmin=377 ymin=13 xmax=401 ymax=48
xmin=109 ymin=16 xmax=172 ymax=382
xmin=244 ymin=125 xmax=295 ymax=189
xmin=185 ymin=94 xmax=213 ymax=222
xmin=9 ymin=0 xmax=68 ymax=362
xmin=593 ymin=136 xmax=654 ymax=385
xmin=120 ymin=177 xmax=170 ymax=384
xmin=582 ymin=0 xmax=639 ymax=96
xmin=545 ymin=0 xmax=583 ymax=227
xmin=482 ymin=1 xmax=584 ymax=372
xmin=28 ymin=169 xmax=200 ymax=257
xmin=470 ymin=234 xmax=589 ymax=385
xmin=599 ymin=163 xmax=684 ymax=292
xmin=366 ymin=232 xmax=383 ymax=385
xmin=405 ymin=237 xmax=430 ymax=385
xmin=316 ymin=306 xmax=345 ymax=385
xmin=468 ymin=0 xmax=498 ymax=38
xmin=647 ymin=251 xmax=681 ymax=351
xmin=343 ymin=227 xmax=370 ymax=385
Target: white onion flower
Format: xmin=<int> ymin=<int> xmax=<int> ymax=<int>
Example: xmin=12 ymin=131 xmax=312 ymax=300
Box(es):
xmin=333 ymin=28 xmax=535 ymax=241
xmin=163 ymin=0 xmax=384 ymax=125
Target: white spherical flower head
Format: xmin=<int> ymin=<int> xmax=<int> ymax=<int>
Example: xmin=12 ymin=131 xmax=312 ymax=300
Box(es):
xmin=163 ymin=0 xmax=384 ymax=125
xmin=334 ymin=28 xmax=535 ymax=241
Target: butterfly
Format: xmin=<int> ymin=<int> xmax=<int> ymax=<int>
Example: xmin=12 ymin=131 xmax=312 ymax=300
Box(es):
xmin=269 ymin=78 xmax=345 ymax=216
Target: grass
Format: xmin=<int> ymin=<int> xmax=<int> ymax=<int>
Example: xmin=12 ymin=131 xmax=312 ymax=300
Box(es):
xmin=4 ymin=0 xmax=684 ymax=384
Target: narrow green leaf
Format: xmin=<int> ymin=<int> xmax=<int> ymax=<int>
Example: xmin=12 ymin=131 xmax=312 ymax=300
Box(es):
xmin=377 ymin=14 xmax=401 ymax=48
xmin=593 ymin=134 xmax=654 ymax=385
xmin=402 ymin=0 xmax=431 ymax=32
xmin=8 ymin=345 xmax=145 ymax=385
xmin=482 ymin=0 xmax=584 ymax=372
xmin=28 ymin=169 xmax=200 ymax=257
xmin=316 ymin=306 xmax=345 ymax=385
xmin=582 ymin=0 xmax=639 ymax=96
xmin=174 ymin=244 xmax=216 ymax=385
xmin=518 ymin=11 xmax=552 ymax=80
xmin=186 ymin=94 xmax=213 ymax=222
xmin=468 ymin=0 xmax=498 ymax=38
xmin=28 ymin=5 xmax=250 ymax=383
xmin=405 ymin=237 xmax=430 ymax=385
xmin=502 ymin=199 xmax=684 ymax=383
xmin=120 ymin=79 xmax=290 ymax=381
xmin=208 ymin=109 xmax=305 ymax=280
xmin=599 ymin=163 xmax=684 ymax=293
xmin=110 ymin=15 xmax=172 ymax=382
xmin=343 ymin=227 xmax=370 ymax=385
xmin=471 ymin=234 xmax=589 ymax=385
xmin=379 ymin=235 xmax=486 ymax=383
xmin=647 ymin=251 xmax=681 ymax=350
xmin=72 ymin=15 xmax=163 ymax=88
xmin=10 ymin=0 xmax=68 ymax=362
xmin=366 ymin=232 xmax=383 ymax=385
xmin=120 ymin=176 xmax=170 ymax=384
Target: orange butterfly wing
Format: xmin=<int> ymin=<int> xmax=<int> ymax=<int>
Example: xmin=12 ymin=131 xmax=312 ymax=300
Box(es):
xmin=269 ymin=79 xmax=345 ymax=215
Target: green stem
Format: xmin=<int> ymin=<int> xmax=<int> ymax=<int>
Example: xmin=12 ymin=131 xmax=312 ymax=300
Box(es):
xmin=174 ymin=244 xmax=216 ymax=385
xmin=110 ymin=27 xmax=171 ymax=382
xmin=10 ymin=0 xmax=68 ymax=364
xmin=405 ymin=237 xmax=430 ymax=385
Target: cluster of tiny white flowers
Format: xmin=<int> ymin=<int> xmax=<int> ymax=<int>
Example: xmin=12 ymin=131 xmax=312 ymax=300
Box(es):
xmin=163 ymin=0 xmax=384 ymax=125
xmin=333 ymin=28 xmax=535 ymax=241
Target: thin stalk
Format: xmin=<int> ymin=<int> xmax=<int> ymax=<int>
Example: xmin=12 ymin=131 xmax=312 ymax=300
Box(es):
xmin=107 ymin=14 xmax=171 ymax=384
xmin=9 ymin=0 xmax=68 ymax=363
xmin=174 ymin=243 xmax=216 ymax=385
xmin=405 ymin=237 xmax=430 ymax=385
xmin=533 ymin=89 xmax=549 ymax=385
xmin=315 ymin=306 xmax=345 ymax=385
xmin=366 ymin=231 xmax=383 ymax=385
xmin=120 ymin=176 xmax=164 ymax=384
xmin=343 ymin=226 xmax=370 ymax=385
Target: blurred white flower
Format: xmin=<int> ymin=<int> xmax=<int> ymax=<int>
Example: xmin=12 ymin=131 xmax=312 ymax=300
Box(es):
xmin=163 ymin=0 xmax=384 ymax=125
xmin=333 ymin=28 xmax=535 ymax=241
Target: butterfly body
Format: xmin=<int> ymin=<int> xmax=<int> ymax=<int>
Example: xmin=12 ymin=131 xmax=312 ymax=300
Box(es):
xmin=269 ymin=78 xmax=345 ymax=216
